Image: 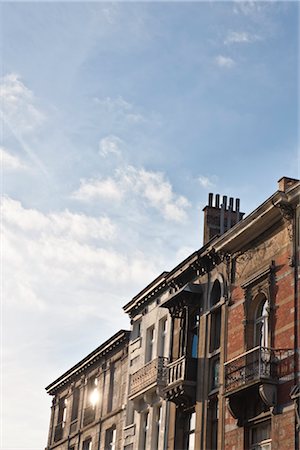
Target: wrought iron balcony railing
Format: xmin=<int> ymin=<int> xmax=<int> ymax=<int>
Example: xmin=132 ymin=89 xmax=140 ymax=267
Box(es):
xmin=83 ymin=404 xmax=96 ymax=426
xmin=224 ymin=346 xmax=294 ymax=394
xmin=53 ymin=421 xmax=64 ymax=442
xmin=129 ymin=357 xmax=168 ymax=397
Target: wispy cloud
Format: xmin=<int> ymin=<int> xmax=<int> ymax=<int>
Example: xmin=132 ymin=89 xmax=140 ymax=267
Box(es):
xmin=99 ymin=135 xmax=123 ymax=157
xmin=94 ymin=96 xmax=145 ymax=124
xmin=224 ymin=31 xmax=260 ymax=45
xmin=72 ymin=165 xmax=191 ymax=223
xmin=0 ymin=73 xmax=44 ymax=134
xmin=215 ymin=55 xmax=235 ymax=68
xmin=1 ymin=147 xmax=28 ymax=171
xmin=198 ymin=175 xmax=217 ymax=189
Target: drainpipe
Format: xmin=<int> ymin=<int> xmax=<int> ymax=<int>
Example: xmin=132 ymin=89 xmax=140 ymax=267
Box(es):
xmin=163 ymin=401 xmax=170 ymax=450
xmin=292 ymin=209 xmax=299 ymax=450
xmin=97 ymin=368 xmax=106 ymax=450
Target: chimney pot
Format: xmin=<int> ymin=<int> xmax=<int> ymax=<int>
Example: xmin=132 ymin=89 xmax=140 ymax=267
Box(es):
xmin=215 ymin=194 xmax=220 ymax=208
xmin=235 ymin=198 xmax=240 ymax=212
xmin=229 ymin=197 xmax=234 ymax=210
xmin=222 ymin=195 xmax=227 ymax=209
xmin=208 ymin=193 xmax=213 ymax=207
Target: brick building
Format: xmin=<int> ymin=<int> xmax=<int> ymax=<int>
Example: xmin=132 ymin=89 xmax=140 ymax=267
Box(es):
xmin=45 ymin=176 xmax=300 ymax=450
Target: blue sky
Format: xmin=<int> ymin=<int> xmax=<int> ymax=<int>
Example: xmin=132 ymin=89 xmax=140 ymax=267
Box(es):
xmin=1 ymin=1 xmax=299 ymax=448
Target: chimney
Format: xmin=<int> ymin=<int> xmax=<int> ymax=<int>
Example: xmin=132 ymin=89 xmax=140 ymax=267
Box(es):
xmin=203 ymin=193 xmax=244 ymax=245
xmin=278 ymin=176 xmax=299 ymax=193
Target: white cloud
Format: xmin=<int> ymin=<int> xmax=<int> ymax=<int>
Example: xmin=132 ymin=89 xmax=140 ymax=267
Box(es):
xmin=233 ymin=1 xmax=262 ymax=16
xmin=198 ymin=175 xmax=216 ymax=189
xmin=0 ymin=146 xmax=28 ymax=171
xmin=224 ymin=31 xmax=260 ymax=45
xmin=3 ymin=197 xmax=116 ymax=242
xmin=72 ymin=177 xmax=123 ymax=202
xmin=2 ymin=196 xmax=159 ymax=314
xmin=99 ymin=135 xmax=123 ymax=157
xmin=215 ymin=55 xmax=235 ymax=68
xmin=0 ymin=73 xmax=45 ymax=134
xmin=73 ymin=165 xmax=191 ymax=222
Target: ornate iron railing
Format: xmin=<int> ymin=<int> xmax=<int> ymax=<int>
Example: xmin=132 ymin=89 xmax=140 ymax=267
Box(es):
xmin=129 ymin=357 xmax=168 ymax=397
xmin=225 ymin=346 xmax=294 ymax=393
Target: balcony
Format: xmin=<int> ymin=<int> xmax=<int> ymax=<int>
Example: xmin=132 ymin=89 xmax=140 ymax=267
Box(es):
xmin=224 ymin=346 xmax=294 ymax=394
xmin=83 ymin=405 xmax=96 ymax=426
xmin=129 ymin=357 xmax=168 ymax=399
xmin=53 ymin=421 xmax=64 ymax=442
xmin=164 ymin=355 xmax=197 ymax=408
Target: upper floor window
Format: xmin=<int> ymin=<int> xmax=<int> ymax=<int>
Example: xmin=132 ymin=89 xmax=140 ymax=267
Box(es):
xmin=71 ymin=387 xmax=80 ymax=422
xmin=145 ymin=326 xmax=155 ymax=363
xmin=107 ymin=362 xmax=115 ymax=413
xmin=210 ymin=280 xmax=222 ymax=307
xmin=57 ymin=396 xmax=67 ymax=427
xmin=254 ymin=296 xmax=269 ymax=348
xmin=190 ymin=311 xmax=199 ymax=358
xmin=132 ymin=320 xmax=141 ymax=341
xmin=210 ymin=308 xmax=221 ymax=353
xmin=158 ymin=317 xmax=168 ymax=357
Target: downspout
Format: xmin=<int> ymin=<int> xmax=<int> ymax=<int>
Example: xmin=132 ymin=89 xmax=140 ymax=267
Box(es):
xmin=163 ymin=401 xmax=170 ymax=450
xmin=292 ymin=209 xmax=299 ymax=450
xmin=97 ymin=368 xmax=106 ymax=450
xmin=200 ymin=269 xmax=210 ymax=450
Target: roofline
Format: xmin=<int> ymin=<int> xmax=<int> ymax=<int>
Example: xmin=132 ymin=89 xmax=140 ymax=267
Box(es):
xmin=211 ymin=183 xmax=299 ymax=254
xmin=122 ymin=271 xmax=169 ymax=314
xmin=45 ymin=329 xmax=130 ymax=395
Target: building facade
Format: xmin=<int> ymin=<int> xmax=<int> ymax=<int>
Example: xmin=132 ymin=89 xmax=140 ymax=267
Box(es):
xmin=45 ymin=330 xmax=130 ymax=450
xmin=46 ymin=176 xmax=300 ymax=450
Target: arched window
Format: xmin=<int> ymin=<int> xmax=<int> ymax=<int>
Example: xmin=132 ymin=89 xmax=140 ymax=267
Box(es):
xmin=210 ymin=279 xmax=222 ymax=307
xmin=254 ymin=297 xmax=269 ymax=348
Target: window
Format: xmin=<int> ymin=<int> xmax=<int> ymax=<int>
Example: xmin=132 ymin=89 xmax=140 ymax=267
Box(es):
xmin=209 ymin=399 xmax=219 ymax=450
xmin=210 ymin=280 xmax=221 ymax=307
xmin=254 ymin=298 xmax=269 ymax=348
xmin=210 ymin=308 xmax=221 ymax=352
xmin=105 ymin=427 xmax=117 ymax=450
xmin=107 ymin=362 xmax=115 ymax=413
xmin=125 ymin=401 xmax=134 ymax=426
xmin=132 ymin=320 xmax=141 ymax=340
xmin=145 ymin=326 xmax=155 ymax=363
xmin=183 ymin=411 xmax=196 ymax=450
xmin=158 ymin=317 xmax=167 ymax=357
xmin=211 ymin=358 xmax=220 ymax=391
xmin=139 ymin=411 xmax=149 ymax=450
xmin=190 ymin=311 xmax=199 ymax=358
xmin=71 ymin=387 xmax=80 ymax=422
xmin=82 ymin=439 xmax=92 ymax=450
xmin=57 ymin=396 xmax=67 ymax=427
xmin=152 ymin=405 xmax=162 ymax=450
xmin=249 ymin=421 xmax=271 ymax=449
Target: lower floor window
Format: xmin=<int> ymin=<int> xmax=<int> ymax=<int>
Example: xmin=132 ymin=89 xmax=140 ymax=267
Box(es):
xmin=249 ymin=421 xmax=271 ymax=450
xmin=82 ymin=439 xmax=92 ymax=450
xmin=105 ymin=427 xmax=117 ymax=450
